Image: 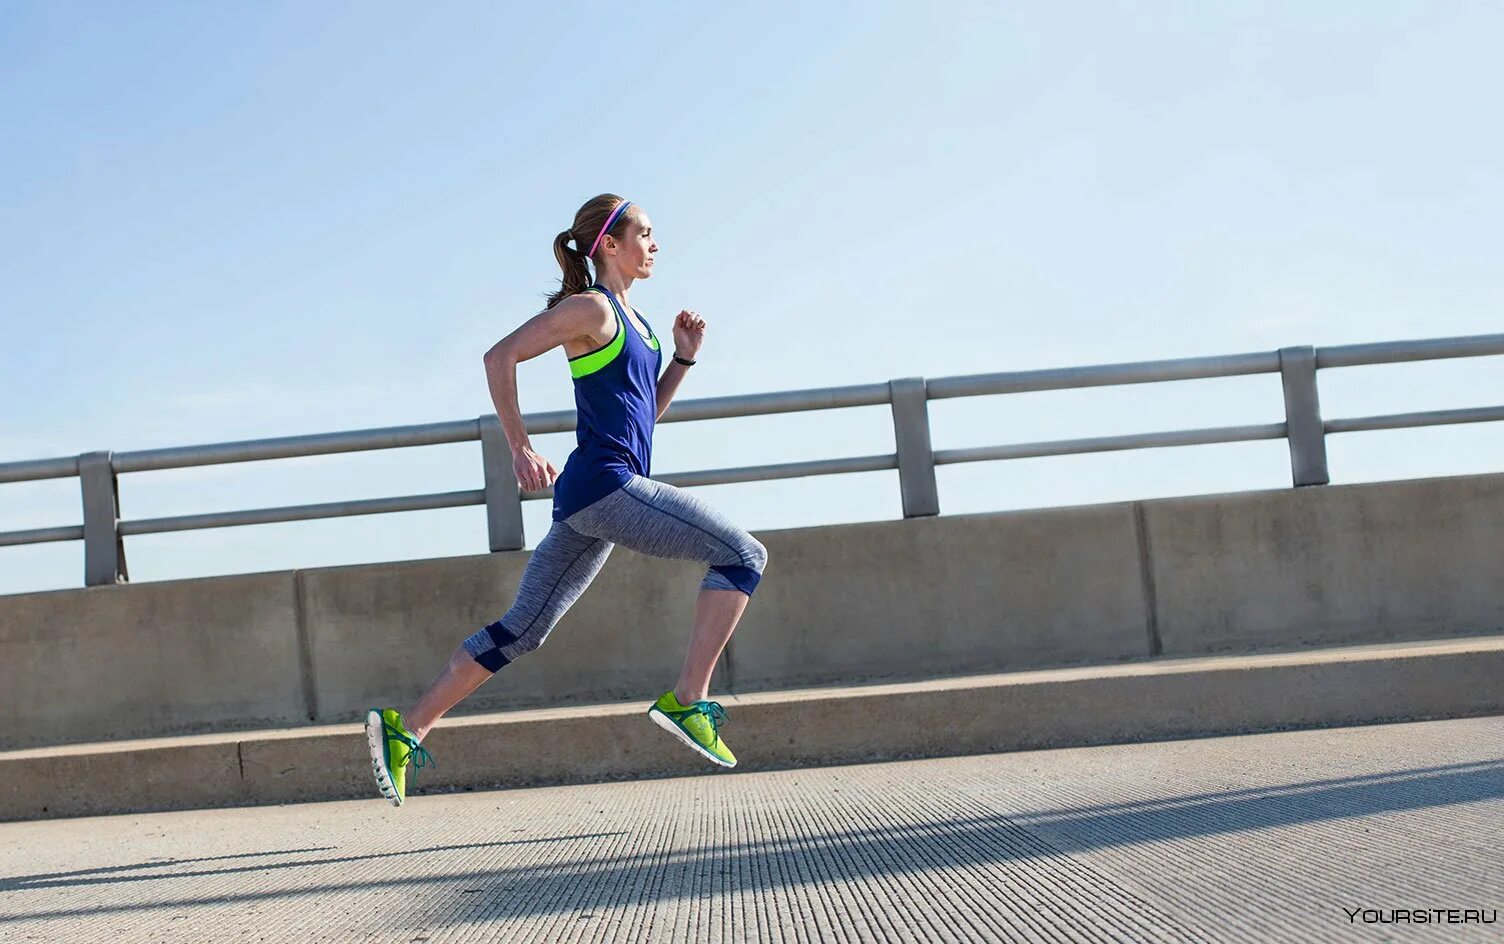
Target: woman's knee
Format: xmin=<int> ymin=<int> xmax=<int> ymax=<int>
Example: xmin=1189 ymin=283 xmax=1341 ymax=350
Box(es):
xmin=704 ymin=535 xmax=768 ymax=596
xmin=747 ymin=536 xmax=768 ymax=572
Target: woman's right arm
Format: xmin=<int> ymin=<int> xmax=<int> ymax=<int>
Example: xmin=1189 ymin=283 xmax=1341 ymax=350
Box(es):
xmin=482 ymin=295 xmax=601 ymax=490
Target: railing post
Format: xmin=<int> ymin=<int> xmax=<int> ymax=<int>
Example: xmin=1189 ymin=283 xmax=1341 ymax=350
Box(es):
xmin=1279 ymin=346 xmax=1330 ymax=486
xmin=479 ymin=416 xmax=525 ymax=551
xmin=79 ymin=451 xmax=127 ymax=586
xmin=889 ymin=377 xmax=940 ymax=517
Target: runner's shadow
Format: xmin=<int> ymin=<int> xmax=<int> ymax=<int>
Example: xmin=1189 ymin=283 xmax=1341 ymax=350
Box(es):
xmin=0 ymin=847 xmax=335 ymax=888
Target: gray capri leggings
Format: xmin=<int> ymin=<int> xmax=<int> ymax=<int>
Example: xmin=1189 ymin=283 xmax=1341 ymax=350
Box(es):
xmin=461 ymin=474 xmax=769 ymax=673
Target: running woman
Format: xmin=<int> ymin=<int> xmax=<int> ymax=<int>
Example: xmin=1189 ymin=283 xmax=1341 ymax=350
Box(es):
xmin=366 ymin=194 xmax=769 ymax=805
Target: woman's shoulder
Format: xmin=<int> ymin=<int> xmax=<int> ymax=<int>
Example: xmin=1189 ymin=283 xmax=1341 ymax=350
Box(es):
xmin=543 ymin=291 xmax=616 ymax=348
xmin=572 ymin=286 xmax=614 ymax=308
xmin=553 ymin=287 xmax=614 ymax=318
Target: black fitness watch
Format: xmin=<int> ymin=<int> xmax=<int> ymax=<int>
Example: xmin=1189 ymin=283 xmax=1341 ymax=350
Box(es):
xmin=673 ymin=353 xmax=697 ymax=367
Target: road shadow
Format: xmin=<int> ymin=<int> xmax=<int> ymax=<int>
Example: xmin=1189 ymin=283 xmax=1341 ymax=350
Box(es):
xmin=3 ymin=758 xmax=1499 ymax=925
xmin=0 ymin=834 xmax=625 ymax=893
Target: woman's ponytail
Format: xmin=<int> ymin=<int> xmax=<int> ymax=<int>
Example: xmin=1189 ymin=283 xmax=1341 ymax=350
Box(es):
xmin=543 ymin=193 xmax=631 ymax=309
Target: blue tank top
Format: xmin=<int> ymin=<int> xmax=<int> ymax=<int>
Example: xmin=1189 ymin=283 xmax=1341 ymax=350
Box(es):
xmin=551 ymin=282 xmax=663 ymax=521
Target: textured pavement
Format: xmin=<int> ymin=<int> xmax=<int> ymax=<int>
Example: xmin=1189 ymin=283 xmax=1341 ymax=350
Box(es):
xmin=2 ymin=715 xmax=1500 ymax=943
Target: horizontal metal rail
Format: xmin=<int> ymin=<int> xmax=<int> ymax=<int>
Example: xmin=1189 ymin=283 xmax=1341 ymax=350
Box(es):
xmin=118 ymin=490 xmax=488 ymax=536
xmin=102 ymin=453 xmax=907 ymax=535
xmin=933 ymin=422 xmax=1290 ymax=465
xmin=0 ymin=524 xmax=85 ymax=548
xmin=109 ymin=383 xmax=898 ymax=477
xmin=3 ymin=333 xmax=1500 ymax=485
xmin=1324 ymin=404 xmax=1504 ymax=435
xmin=1 ymin=331 xmax=1500 ymax=587
xmin=649 ymin=453 xmax=899 ymax=490
xmin=0 ymin=455 xmax=79 ymax=485
xmin=1316 ymin=333 xmax=1504 ymax=368
xmin=926 ymin=351 xmax=1280 ymax=399
xmin=113 ymin=419 xmax=484 ymax=474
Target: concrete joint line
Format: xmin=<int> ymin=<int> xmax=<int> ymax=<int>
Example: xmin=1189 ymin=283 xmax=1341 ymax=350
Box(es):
xmin=292 ymin=570 xmax=318 ymax=722
xmin=1132 ymin=502 xmax=1163 ymax=657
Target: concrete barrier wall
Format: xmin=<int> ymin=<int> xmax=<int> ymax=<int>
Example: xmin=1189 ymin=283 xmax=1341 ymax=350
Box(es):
xmin=3 ymin=469 xmax=1501 ymax=749
xmin=0 ymin=572 xmax=308 ymax=749
xmin=1145 ymin=472 xmax=1504 ymax=655
xmin=731 ymin=502 xmax=1152 ymax=691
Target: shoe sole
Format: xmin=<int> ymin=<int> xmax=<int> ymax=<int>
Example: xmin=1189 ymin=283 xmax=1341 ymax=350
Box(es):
xmin=648 ymin=707 xmax=736 ymax=768
xmin=364 ymin=710 xmax=403 ymax=807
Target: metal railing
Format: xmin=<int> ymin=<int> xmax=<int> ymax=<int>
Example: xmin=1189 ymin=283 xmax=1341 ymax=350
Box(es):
xmin=3 ymin=333 xmax=1501 ymax=588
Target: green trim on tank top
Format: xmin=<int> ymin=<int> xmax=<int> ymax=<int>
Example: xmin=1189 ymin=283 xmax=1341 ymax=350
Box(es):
xmin=568 ymin=304 xmax=624 ymax=379
xmin=612 ymin=287 xmax=660 ymax=350
xmin=640 ymin=322 xmax=661 ymax=352
xmin=568 ymin=287 xmax=656 ymax=378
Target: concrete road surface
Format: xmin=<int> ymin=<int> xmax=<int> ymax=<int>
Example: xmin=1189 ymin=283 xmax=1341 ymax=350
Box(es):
xmin=2 ymin=715 xmax=1500 ymax=943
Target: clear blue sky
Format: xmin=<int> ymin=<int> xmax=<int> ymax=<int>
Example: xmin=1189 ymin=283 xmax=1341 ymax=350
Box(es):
xmin=3 ymin=0 xmax=1501 ymax=595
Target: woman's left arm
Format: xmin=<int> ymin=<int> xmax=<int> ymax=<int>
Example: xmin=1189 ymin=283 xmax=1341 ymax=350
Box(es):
xmin=656 ymin=309 xmax=705 ymax=421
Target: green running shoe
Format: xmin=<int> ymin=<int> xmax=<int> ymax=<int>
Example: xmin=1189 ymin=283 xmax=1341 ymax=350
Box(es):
xmin=364 ymin=708 xmax=435 ymax=806
xmin=648 ymin=690 xmax=737 ymax=768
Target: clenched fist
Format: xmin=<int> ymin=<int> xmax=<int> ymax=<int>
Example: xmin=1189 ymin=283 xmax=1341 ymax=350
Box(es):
xmin=673 ymin=309 xmax=706 ymax=359
xmin=513 ymin=446 xmax=558 ymax=492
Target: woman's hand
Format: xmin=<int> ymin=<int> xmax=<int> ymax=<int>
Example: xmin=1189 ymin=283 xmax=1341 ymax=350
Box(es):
xmin=513 ymin=446 xmax=559 ymax=492
xmin=672 ymin=309 xmax=706 ymax=360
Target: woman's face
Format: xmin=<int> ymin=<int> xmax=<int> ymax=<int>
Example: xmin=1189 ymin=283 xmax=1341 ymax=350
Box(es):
xmin=610 ymin=212 xmax=658 ymax=278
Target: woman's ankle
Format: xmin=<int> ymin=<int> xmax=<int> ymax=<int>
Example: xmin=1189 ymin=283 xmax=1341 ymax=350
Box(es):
xmin=400 ymin=711 xmax=430 ymax=742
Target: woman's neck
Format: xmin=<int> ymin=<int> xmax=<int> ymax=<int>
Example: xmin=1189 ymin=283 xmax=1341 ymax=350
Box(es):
xmin=594 ymin=270 xmax=634 ymax=307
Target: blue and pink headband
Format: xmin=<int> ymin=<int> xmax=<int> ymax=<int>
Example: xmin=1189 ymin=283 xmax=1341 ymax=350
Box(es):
xmin=587 ymin=200 xmax=633 ymax=257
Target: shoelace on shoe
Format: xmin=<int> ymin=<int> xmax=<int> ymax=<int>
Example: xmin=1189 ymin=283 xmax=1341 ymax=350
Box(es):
xmin=693 ymin=700 xmax=727 ymax=734
xmin=383 ymin=718 xmax=437 ymax=777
